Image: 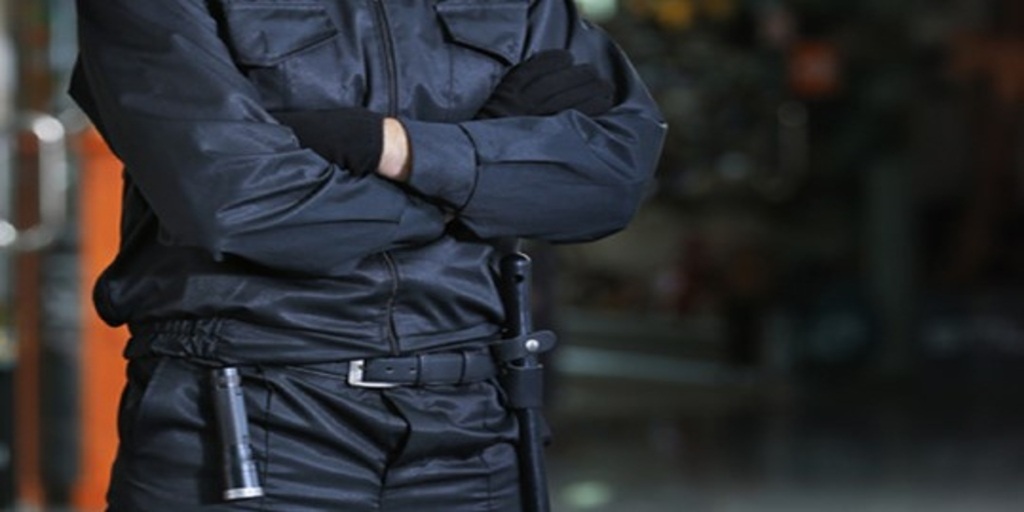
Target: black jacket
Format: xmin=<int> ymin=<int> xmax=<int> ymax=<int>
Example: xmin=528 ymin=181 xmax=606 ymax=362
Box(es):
xmin=70 ymin=0 xmax=666 ymax=364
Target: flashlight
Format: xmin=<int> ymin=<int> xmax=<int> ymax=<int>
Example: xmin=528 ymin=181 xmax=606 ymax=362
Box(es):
xmin=211 ymin=367 xmax=264 ymax=501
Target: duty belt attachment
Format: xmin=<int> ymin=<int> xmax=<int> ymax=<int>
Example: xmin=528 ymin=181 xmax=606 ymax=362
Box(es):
xmin=490 ymin=331 xmax=557 ymax=427
xmin=496 ymin=245 xmax=557 ymax=512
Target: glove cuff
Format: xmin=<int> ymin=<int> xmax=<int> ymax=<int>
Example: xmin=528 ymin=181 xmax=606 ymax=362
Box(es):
xmin=275 ymin=107 xmax=385 ymax=176
xmin=328 ymin=108 xmax=384 ymax=176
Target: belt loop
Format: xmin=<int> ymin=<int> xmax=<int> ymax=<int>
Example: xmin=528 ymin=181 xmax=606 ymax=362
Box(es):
xmin=415 ymin=354 xmax=425 ymax=386
xmin=458 ymin=351 xmax=469 ymax=385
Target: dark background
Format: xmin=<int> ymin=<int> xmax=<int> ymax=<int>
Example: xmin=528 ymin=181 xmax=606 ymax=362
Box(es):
xmin=542 ymin=0 xmax=1024 ymax=510
xmin=3 ymin=0 xmax=1024 ymax=510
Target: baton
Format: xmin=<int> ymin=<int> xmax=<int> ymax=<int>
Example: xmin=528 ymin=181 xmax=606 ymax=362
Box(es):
xmin=211 ymin=367 xmax=264 ymax=501
xmin=499 ymin=243 xmax=551 ymax=512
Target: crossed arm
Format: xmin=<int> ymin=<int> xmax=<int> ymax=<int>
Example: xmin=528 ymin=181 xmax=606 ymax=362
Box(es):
xmin=279 ymin=49 xmax=615 ymax=185
xmin=71 ymin=0 xmax=666 ymax=276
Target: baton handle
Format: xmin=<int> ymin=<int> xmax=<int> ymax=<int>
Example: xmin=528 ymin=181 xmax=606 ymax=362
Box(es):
xmin=500 ymin=250 xmax=535 ymax=339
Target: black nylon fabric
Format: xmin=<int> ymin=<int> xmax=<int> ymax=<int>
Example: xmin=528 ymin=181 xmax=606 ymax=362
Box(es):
xmin=73 ymin=1 xmax=666 ymax=508
xmin=70 ymin=0 xmax=666 ymax=363
xmin=108 ymin=357 xmax=521 ymax=511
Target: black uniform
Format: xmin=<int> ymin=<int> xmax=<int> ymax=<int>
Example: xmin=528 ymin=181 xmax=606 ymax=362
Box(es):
xmin=70 ymin=0 xmax=665 ymax=510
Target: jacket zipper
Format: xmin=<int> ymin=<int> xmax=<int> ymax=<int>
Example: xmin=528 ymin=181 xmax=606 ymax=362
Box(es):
xmin=372 ymin=0 xmax=402 ymax=355
xmin=372 ymin=0 xmax=400 ymax=117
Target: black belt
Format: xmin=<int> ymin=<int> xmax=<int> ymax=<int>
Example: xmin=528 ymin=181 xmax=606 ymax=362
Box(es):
xmin=297 ymin=350 xmax=500 ymax=388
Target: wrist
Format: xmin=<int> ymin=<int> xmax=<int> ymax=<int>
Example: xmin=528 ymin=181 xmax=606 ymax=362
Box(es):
xmin=378 ymin=117 xmax=411 ymax=182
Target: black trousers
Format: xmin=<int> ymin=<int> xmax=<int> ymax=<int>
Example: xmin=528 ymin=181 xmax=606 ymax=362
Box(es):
xmin=107 ymin=356 xmax=522 ymax=511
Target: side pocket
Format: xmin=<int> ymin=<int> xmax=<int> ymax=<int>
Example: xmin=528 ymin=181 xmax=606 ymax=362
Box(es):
xmin=482 ymin=378 xmax=518 ymax=438
xmin=118 ymin=356 xmax=172 ymax=452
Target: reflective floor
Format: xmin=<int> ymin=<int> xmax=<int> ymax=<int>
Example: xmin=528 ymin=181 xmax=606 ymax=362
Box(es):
xmin=546 ymin=362 xmax=1024 ymax=512
xmin=10 ymin=352 xmax=1024 ymax=511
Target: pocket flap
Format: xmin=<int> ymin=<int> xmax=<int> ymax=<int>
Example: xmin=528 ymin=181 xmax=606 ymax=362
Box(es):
xmin=435 ymin=1 xmax=528 ymax=65
xmin=220 ymin=1 xmax=338 ymax=66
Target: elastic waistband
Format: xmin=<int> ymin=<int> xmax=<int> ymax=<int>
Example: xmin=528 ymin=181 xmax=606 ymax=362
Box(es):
xmin=126 ymin=317 xmax=501 ymax=365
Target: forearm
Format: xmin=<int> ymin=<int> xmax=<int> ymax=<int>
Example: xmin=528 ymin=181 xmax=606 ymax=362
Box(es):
xmin=73 ymin=0 xmax=445 ymax=275
xmin=403 ymin=107 xmax=664 ymax=243
xmin=399 ymin=8 xmax=666 ymax=242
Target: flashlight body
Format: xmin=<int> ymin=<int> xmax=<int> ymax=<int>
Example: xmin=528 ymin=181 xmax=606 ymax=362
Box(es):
xmin=211 ymin=367 xmax=264 ymax=501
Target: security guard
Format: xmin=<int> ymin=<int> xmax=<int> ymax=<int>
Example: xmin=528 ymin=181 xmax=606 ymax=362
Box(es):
xmin=70 ymin=0 xmax=665 ymax=510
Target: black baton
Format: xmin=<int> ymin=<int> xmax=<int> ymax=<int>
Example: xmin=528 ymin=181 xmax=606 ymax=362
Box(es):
xmin=499 ymin=245 xmax=552 ymax=512
xmin=211 ymin=367 xmax=264 ymax=501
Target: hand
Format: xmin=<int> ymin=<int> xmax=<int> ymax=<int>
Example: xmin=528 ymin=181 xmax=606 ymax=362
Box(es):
xmin=272 ymin=107 xmax=384 ymax=176
xmin=378 ymin=118 xmax=411 ymax=182
xmin=477 ymin=49 xmax=615 ymax=119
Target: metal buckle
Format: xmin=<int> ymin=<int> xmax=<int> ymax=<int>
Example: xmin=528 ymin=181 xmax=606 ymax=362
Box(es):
xmin=347 ymin=359 xmax=400 ymax=389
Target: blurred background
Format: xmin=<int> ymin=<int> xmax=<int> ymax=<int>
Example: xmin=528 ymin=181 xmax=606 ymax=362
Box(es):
xmin=2 ymin=0 xmax=1024 ymax=510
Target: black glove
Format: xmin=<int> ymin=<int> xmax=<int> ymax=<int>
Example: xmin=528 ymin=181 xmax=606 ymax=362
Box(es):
xmin=273 ymin=107 xmax=384 ymax=176
xmin=477 ymin=49 xmax=615 ymax=119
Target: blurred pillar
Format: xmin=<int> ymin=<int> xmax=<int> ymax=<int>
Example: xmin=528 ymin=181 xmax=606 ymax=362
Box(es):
xmin=11 ymin=0 xmax=49 ymax=506
xmin=71 ymin=127 xmax=127 ymax=511
xmin=0 ymin=0 xmax=14 ymax=506
xmin=864 ymin=159 xmax=916 ymax=374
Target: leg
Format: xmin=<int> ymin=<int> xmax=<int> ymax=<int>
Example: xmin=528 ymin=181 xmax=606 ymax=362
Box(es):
xmin=380 ymin=381 xmax=522 ymax=512
xmin=107 ymin=358 xmax=401 ymax=511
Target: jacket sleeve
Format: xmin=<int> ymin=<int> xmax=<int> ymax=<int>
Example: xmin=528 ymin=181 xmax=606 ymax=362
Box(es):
xmin=400 ymin=0 xmax=666 ymax=243
xmin=71 ymin=0 xmax=446 ymax=276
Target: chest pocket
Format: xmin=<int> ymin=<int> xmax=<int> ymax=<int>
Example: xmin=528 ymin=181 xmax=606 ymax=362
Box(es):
xmin=216 ymin=0 xmax=356 ymax=110
xmin=433 ymin=0 xmax=528 ymax=117
xmin=435 ymin=0 xmax=528 ymax=65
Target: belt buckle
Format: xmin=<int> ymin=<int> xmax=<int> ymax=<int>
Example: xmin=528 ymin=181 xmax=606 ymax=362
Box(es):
xmin=347 ymin=359 xmax=400 ymax=389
